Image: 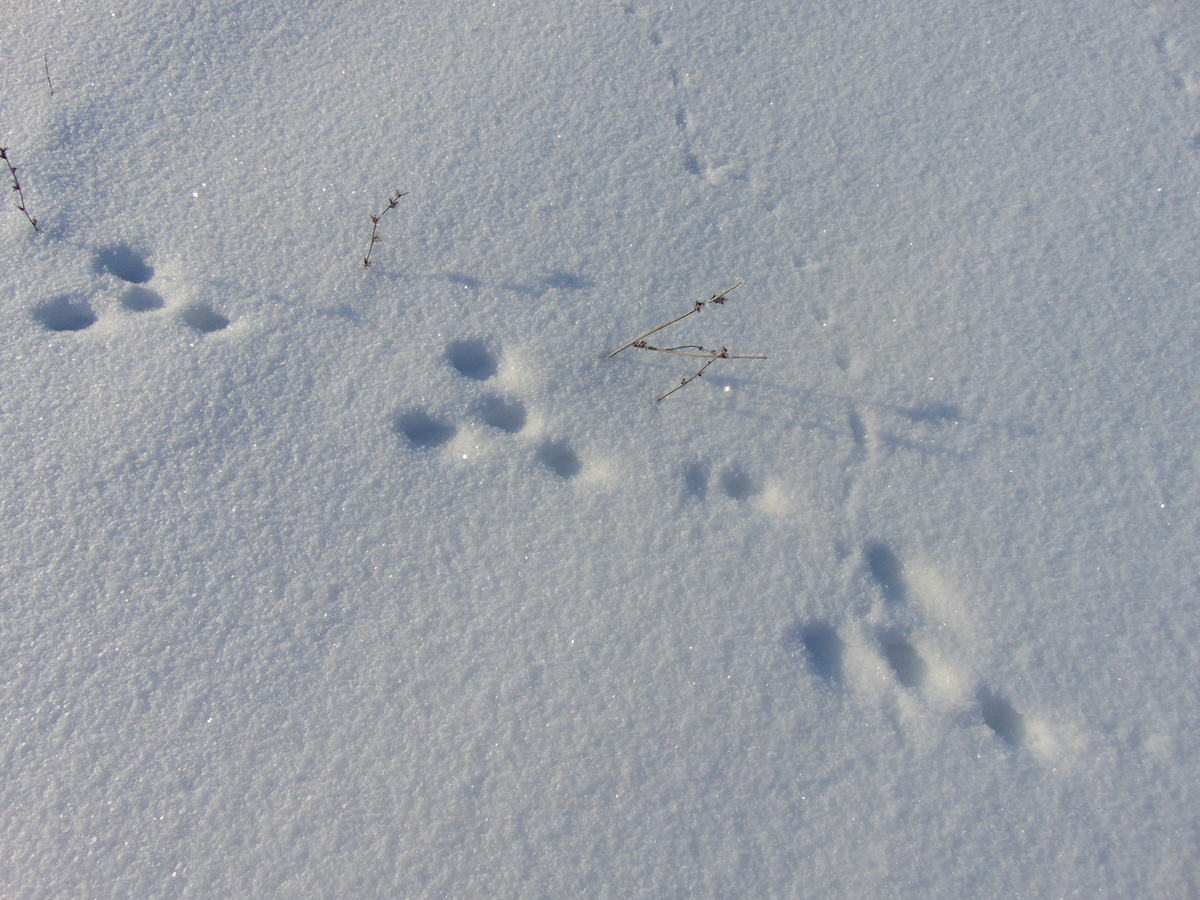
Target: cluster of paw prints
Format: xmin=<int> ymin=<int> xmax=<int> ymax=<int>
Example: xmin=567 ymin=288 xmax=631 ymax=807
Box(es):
xmin=786 ymin=542 xmax=1030 ymax=752
xmin=32 ymin=245 xmax=230 ymax=335
xmin=393 ymin=339 xmax=583 ymax=479
xmin=682 ymin=460 xmax=761 ymax=501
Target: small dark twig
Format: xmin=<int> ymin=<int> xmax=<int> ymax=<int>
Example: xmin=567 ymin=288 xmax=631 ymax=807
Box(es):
xmin=608 ymin=282 xmax=741 ymax=357
xmin=608 ymin=283 xmax=765 ymax=400
xmin=1 ymin=147 xmax=40 ymax=232
xmin=656 ymin=350 xmax=728 ymax=402
xmin=362 ymin=188 xmax=407 ymax=268
xmin=44 ymin=53 xmax=54 ymax=96
xmin=636 ymin=341 xmax=765 ymax=361
xmin=653 ymin=346 xmax=767 ymax=402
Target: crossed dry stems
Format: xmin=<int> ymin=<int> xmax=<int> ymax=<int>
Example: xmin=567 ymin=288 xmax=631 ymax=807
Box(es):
xmin=362 ymin=188 xmax=407 ymax=268
xmin=2 ymin=147 xmax=39 ymax=232
xmin=608 ymin=282 xmax=766 ymax=401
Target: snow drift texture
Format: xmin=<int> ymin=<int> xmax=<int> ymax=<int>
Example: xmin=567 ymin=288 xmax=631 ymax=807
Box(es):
xmin=2 ymin=0 xmax=1198 ymax=896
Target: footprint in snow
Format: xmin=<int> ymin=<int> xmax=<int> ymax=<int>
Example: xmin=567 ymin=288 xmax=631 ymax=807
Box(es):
xmin=679 ymin=460 xmax=762 ymax=501
xmin=394 ymin=337 xmax=582 ymax=480
xmin=95 ymin=244 xmax=154 ymax=284
xmin=784 ymin=541 xmax=1031 ymax=752
xmin=37 ymin=244 xmax=231 ymax=334
xmin=34 ymin=296 xmax=97 ymax=332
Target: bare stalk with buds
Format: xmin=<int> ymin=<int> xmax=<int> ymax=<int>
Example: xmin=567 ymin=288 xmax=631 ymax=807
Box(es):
xmin=362 ymin=189 xmax=407 ymax=268
xmin=608 ymin=283 xmax=766 ymax=401
xmin=1 ymin=147 xmax=40 ymax=232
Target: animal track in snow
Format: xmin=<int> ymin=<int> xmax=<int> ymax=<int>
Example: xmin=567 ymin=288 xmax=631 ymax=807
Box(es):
xmin=663 ymin=66 xmax=745 ymax=185
xmin=848 ymin=410 xmax=867 ymax=448
xmin=394 ymin=410 xmax=456 ymax=449
xmin=865 ymin=542 xmax=907 ymax=606
xmin=34 ymin=296 xmax=97 ymax=332
xmin=476 ymin=395 xmax=527 ymax=434
xmin=394 ymin=339 xmax=582 ymax=479
xmin=977 ymin=685 xmax=1026 ymax=748
xmin=718 ymin=464 xmax=758 ymax=500
xmin=860 ymin=543 xmax=933 ymax=690
xmin=683 ymin=462 xmax=709 ymax=499
xmin=446 ymin=338 xmax=498 ymax=381
xmin=181 ymin=304 xmax=230 ymax=333
xmin=536 ymin=438 xmax=582 ymax=479
xmin=861 ymin=542 xmax=1033 ymax=749
xmin=880 ymin=630 xmax=927 ymax=689
xmin=680 ymin=460 xmax=762 ymax=501
xmin=785 ymin=542 xmax=1039 ymax=754
xmin=784 ymin=621 xmax=845 ymax=683
xmin=94 ymin=245 xmax=154 ymax=283
xmin=121 ymin=286 xmax=164 ymax=312
xmin=39 ymin=243 xmax=235 ymax=336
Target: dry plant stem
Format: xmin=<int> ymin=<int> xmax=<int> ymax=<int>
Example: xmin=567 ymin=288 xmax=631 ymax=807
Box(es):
xmin=654 ymin=346 xmax=767 ymax=402
xmin=44 ymin=53 xmax=54 ymax=96
xmin=657 ymin=354 xmax=724 ymax=402
xmin=635 ymin=342 xmax=766 ymax=360
xmin=1 ymin=147 xmax=39 ymax=232
xmin=607 ymin=282 xmax=764 ymax=401
xmin=362 ymin=188 xmax=407 ymax=268
xmin=607 ymin=282 xmax=742 ymax=357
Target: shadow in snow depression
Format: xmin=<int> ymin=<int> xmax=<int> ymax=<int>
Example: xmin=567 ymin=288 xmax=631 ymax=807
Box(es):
xmin=34 ymin=296 xmax=96 ymax=332
xmin=395 ymin=411 xmax=456 ymax=449
xmin=784 ymin=621 xmax=844 ymax=683
xmin=446 ymin=339 xmax=498 ymax=381
xmin=94 ymin=245 xmax=154 ymax=283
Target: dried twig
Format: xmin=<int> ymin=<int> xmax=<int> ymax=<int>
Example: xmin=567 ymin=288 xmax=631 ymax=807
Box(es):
xmin=44 ymin=53 xmax=54 ymax=96
xmin=651 ymin=345 xmax=767 ymax=402
xmin=608 ymin=283 xmax=765 ymax=401
xmin=1 ymin=147 xmax=39 ymax=232
xmin=608 ymin=282 xmax=741 ymax=357
xmin=362 ymin=188 xmax=407 ymax=268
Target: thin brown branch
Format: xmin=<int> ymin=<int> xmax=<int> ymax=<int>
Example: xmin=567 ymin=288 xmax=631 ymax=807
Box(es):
xmin=607 ymin=282 xmax=741 ymax=357
xmin=362 ymin=188 xmax=407 ymax=268
xmin=608 ymin=282 xmax=765 ymax=400
xmin=656 ymin=352 xmax=726 ymax=402
xmin=1 ymin=146 xmax=39 ymax=232
xmin=635 ymin=341 xmax=766 ymax=360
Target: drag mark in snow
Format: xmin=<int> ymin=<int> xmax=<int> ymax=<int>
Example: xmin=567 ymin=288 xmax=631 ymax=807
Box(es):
xmin=896 ymin=402 xmax=962 ymax=426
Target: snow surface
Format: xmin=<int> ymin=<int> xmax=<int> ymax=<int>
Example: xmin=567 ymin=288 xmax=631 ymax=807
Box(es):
xmin=3 ymin=0 xmax=1199 ymax=896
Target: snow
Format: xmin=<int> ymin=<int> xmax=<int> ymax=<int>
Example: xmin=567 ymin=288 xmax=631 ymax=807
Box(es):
xmin=2 ymin=0 xmax=1199 ymax=896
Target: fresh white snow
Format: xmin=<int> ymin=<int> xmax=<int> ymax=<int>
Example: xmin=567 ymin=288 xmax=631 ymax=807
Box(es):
xmin=2 ymin=0 xmax=1198 ymax=896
